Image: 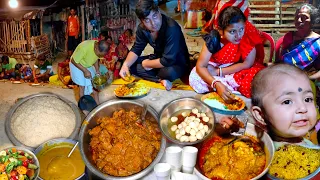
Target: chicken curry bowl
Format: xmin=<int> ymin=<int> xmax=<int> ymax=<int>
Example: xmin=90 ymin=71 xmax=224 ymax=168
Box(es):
xmin=88 ymin=109 xmax=162 ymax=177
xmin=198 ymin=135 xmax=266 ymax=180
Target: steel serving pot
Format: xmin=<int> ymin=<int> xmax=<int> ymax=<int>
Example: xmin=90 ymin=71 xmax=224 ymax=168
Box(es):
xmin=1 ymin=146 xmax=40 ymax=180
xmin=267 ymin=144 xmax=320 ymax=180
xmin=79 ymin=99 xmax=166 ymax=180
xmin=34 ymin=138 xmax=85 ymax=180
xmin=5 ymin=92 xmax=82 ymax=151
xmin=194 ymin=123 xmax=275 ymax=180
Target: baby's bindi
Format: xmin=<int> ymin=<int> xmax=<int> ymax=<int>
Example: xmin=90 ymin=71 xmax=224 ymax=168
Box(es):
xmin=298 ymin=87 xmax=302 ymax=92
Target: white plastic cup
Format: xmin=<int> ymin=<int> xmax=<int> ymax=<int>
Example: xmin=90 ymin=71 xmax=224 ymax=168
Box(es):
xmin=182 ymin=146 xmax=198 ymax=173
xmin=154 ymin=163 xmax=171 ymax=180
xmin=165 ymin=146 xmax=182 ymax=171
xmin=182 ymin=166 xmax=194 ymax=174
xmin=172 ymin=172 xmax=199 ymax=180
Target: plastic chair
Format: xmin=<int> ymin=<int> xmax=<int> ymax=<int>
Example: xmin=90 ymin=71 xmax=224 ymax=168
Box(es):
xmin=275 ymin=35 xmax=284 ymax=62
xmin=261 ymin=32 xmax=275 ymax=63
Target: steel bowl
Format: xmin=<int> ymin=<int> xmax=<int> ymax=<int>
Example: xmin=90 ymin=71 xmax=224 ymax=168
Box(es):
xmin=92 ymin=74 xmax=111 ymax=91
xmin=267 ymin=144 xmax=320 ymax=180
xmin=34 ymin=138 xmax=85 ymax=180
xmin=194 ymin=123 xmax=275 ymax=180
xmin=5 ymin=92 xmax=82 ymax=151
xmin=1 ymin=146 xmax=40 ymax=180
xmin=159 ymin=97 xmax=215 ymax=145
xmin=79 ymin=99 xmax=166 ymax=180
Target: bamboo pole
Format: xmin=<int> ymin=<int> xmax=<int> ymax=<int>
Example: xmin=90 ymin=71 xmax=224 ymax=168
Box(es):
xmin=26 ymin=20 xmax=31 ymax=52
xmin=40 ymin=16 xmax=43 ymax=35
xmin=7 ymin=22 xmax=10 ymax=52
xmin=21 ymin=22 xmax=25 ymax=52
xmin=249 ymin=4 xmax=297 ymax=8
xmin=10 ymin=22 xmax=13 ymax=52
xmin=81 ymin=5 xmax=85 ymax=42
xmin=22 ymin=22 xmax=24 ymax=52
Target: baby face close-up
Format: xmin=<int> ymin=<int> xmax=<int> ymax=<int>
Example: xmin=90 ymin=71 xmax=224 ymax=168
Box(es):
xmin=262 ymin=74 xmax=317 ymax=138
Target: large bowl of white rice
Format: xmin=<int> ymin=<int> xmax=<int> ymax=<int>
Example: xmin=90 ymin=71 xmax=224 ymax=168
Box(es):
xmin=5 ymin=92 xmax=82 ymax=150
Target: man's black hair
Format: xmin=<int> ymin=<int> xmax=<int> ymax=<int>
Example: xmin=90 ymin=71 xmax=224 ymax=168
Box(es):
xmin=135 ymin=0 xmax=159 ymax=20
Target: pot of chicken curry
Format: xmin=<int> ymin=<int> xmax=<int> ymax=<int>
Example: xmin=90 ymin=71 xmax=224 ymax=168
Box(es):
xmin=79 ymin=99 xmax=166 ymax=180
xmin=194 ymin=123 xmax=275 ymax=180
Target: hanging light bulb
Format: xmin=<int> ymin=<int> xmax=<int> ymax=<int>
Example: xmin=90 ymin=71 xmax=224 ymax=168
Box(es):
xmin=9 ymin=0 xmax=18 ymax=8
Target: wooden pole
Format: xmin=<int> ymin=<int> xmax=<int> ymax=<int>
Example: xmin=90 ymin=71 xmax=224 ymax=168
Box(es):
xmin=81 ymin=5 xmax=85 ymax=41
xmin=40 ymin=15 xmax=43 ymax=35
xmin=26 ymin=20 xmax=31 ymax=52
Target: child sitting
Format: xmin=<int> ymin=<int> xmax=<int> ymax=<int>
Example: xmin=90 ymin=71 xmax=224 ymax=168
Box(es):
xmin=0 ymin=55 xmax=17 ymax=80
xmin=33 ymin=55 xmax=53 ymax=83
xmin=49 ymin=59 xmax=73 ymax=88
xmin=118 ymin=29 xmax=134 ymax=46
xmin=18 ymin=64 xmax=33 ymax=82
xmin=251 ymin=63 xmax=318 ymax=146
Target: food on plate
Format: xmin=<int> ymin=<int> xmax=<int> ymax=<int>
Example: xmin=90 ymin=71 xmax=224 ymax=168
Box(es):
xmin=0 ymin=148 xmax=38 ymax=180
xmin=37 ymin=144 xmax=85 ymax=180
xmin=169 ymin=108 xmax=210 ymax=142
xmin=198 ymin=136 xmax=266 ymax=180
xmin=114 ymin=82 xmax=150 ymax=97
xmin=201 ymin=92 xmax=245 ymax=111
xmin=123 ymin=75 xmax=135 ymax=82
xmin=12 ymin=81 xmax=22 ymax=84
xmin=10 ymin=96 xmax=76 ymax=147
xmin=269 ymin=145 xmax=320 ymax=179
xmin=93 ymin=75 xmax=108 ymax=86
xmin=89 ymin=109 xmax=161 ymax=176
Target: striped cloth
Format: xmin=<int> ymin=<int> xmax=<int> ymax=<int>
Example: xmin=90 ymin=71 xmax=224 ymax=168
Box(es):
xmin=203 ymin=0 xmax=249 ymax=32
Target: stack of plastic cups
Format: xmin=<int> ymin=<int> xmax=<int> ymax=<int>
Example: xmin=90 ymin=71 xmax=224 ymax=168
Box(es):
xmin=171 ymin=172 xmax=199 ymax=180
xmin=182 ymin=146 xmax=198 ymax=174
xmin=165 ymin=146 xmax=182 ymax=172
xmin=154 ymin=163 xmax=171 ymax=180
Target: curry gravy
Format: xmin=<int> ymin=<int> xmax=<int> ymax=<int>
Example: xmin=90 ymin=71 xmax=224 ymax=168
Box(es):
xmin=38 ymin=145 xmax=85 ymax=180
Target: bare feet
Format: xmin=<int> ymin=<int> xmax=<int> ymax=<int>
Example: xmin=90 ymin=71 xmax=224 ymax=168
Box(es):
xmin=160 ymin=79 xmax=172 ymax=91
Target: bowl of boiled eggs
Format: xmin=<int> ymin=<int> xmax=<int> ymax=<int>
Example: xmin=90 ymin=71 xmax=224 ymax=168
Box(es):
xmin=159 ymin=97 xmax=215 ymax=145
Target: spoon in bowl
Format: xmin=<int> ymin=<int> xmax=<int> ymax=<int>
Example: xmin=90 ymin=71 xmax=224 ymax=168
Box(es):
xmin=67 ymin=141 xmax=79 ymax=158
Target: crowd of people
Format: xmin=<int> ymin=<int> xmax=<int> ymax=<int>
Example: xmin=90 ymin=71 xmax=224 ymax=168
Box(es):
xmin=0 ymin=0 xmax=319 ymax=145
xmin=118 ymin=0 xmax=320 ymax=145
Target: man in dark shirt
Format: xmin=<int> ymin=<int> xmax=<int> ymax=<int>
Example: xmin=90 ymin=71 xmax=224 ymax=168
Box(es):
xmin=119 ymin=0 xmax=190 ymax=90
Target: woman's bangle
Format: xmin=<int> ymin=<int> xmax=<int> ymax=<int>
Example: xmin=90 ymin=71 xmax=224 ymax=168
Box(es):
xmin=219 ymin=67 xmax=223 ymax=77
xmin=211 ymin=80 xmax=221 ymax=91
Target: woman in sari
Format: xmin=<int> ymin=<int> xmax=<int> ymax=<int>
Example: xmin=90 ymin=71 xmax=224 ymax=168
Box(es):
xmin=277 ymin=3 xmax=320 ymax=79
xmin=276 ymin=3 xmax=320 ymax=145
xmin=189 ymin=4 xmax=265 ymax=101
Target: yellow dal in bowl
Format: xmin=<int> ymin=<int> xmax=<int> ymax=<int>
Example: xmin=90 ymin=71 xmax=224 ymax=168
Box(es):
xmin=37 ymin=144 xmax=85 ymax=180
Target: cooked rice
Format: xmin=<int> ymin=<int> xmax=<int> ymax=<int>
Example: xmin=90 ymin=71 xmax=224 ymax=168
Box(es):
xmin=269 ymin=144 xmax=320 ymax=179
xmin=11 ymin=96 xmax=76 ymax=147
xmin=204 ymin=92 xmax=244 ymax=110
